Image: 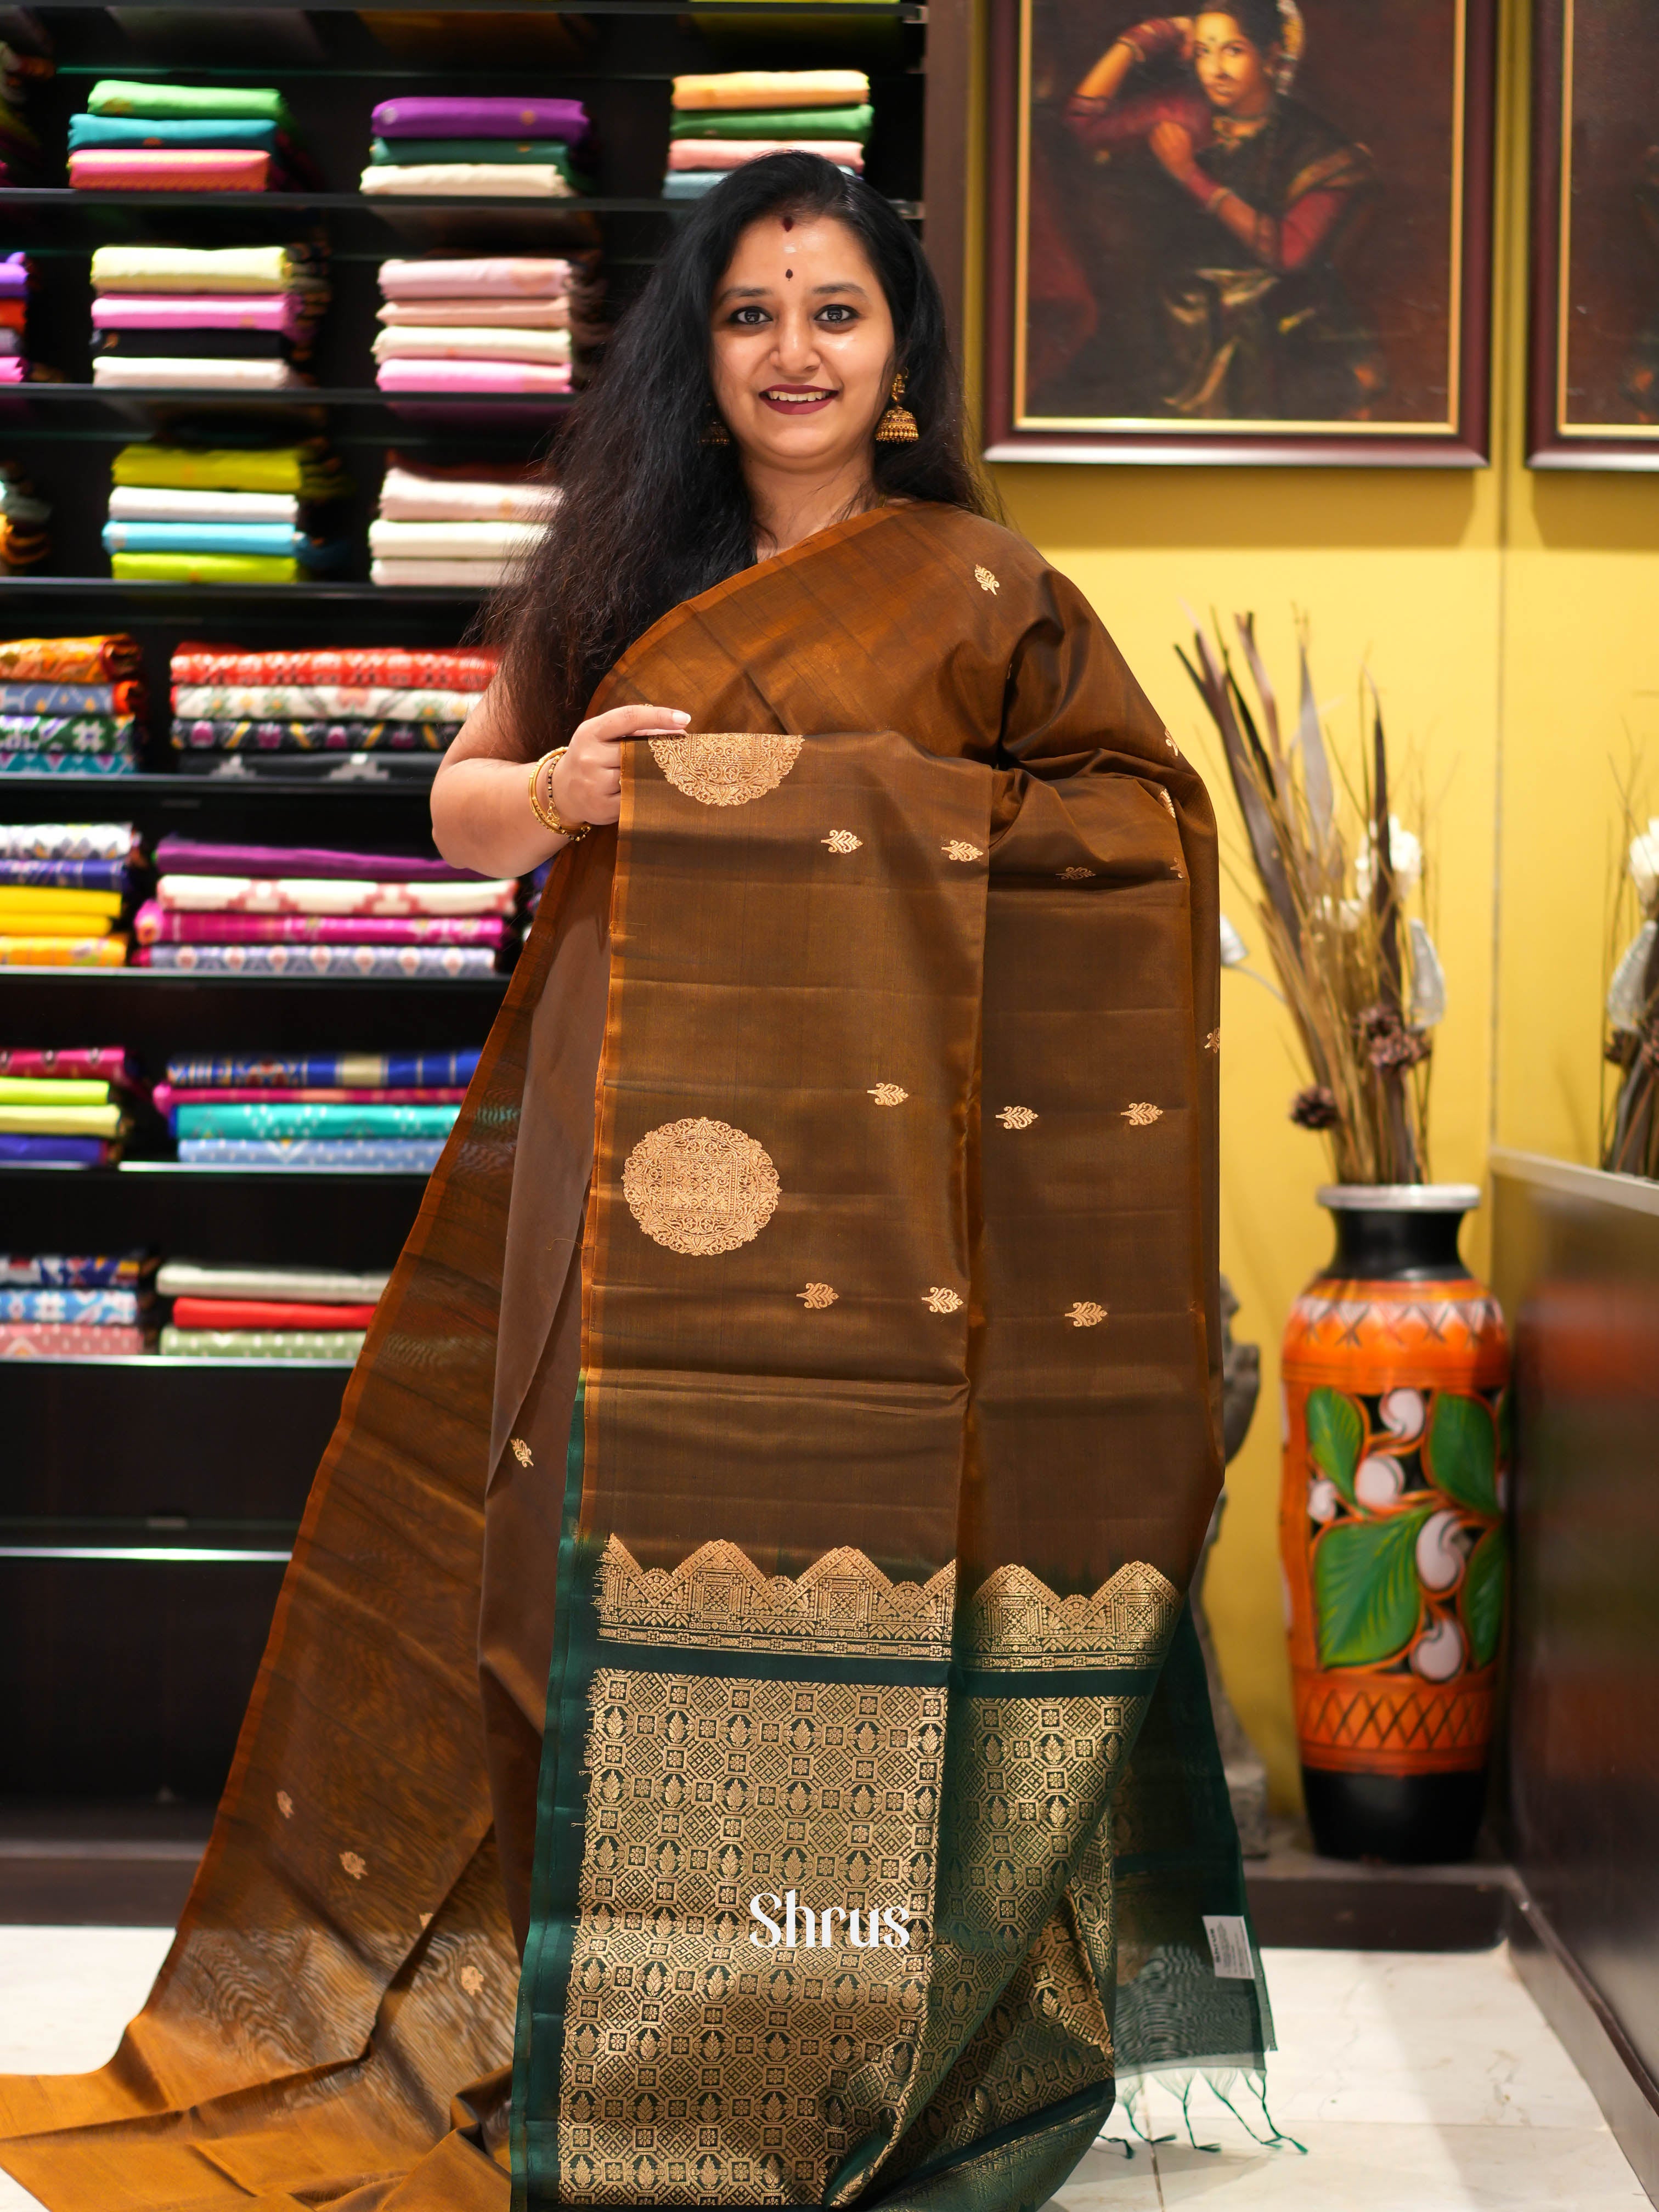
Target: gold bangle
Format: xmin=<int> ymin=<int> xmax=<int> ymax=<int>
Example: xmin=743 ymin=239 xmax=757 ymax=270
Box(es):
xmin=528 ymin=746 xmax=591 ymax=842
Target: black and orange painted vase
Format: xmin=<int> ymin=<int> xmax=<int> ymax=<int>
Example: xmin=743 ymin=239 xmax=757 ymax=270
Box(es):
xmin=1280 ymin=1184 xmax=1510 ymax=1863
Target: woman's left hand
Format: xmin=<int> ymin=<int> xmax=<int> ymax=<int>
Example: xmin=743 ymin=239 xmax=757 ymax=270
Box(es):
xmin=1149 ymin=120 xmax=1198 ymax=180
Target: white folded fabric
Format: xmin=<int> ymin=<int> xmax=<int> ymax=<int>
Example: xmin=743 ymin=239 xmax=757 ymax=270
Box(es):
xmin=156 ymin=872 xmax=517 ymax=917
xmin=371 ymin=325 xmax=572 ymax=365
xmin=172 ymin=684 xmax=482 ymax=721
xmin=373 ymin=558 xmax=514 ymax=588
xmin=369 ymin=518 xmax=546 ymax=560
xmin=92 ymin=357 xmax=301 ymax=391
xmin=377 ymin=465 xmax=557 ymax=524
xmin=379 ymin=297 xmax=569 ymax=329
xmin=360 ymin=165 xmax=578 ymax=199
xmin=108 ymin=486 xmax=302 ymax=523
xmin=378 ymin=256 xmax=574 ymax=300
xmin=156 ymin=1261 xmax=392 ymax=1301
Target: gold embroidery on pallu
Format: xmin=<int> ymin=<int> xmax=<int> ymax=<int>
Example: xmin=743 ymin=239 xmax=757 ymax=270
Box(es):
xmin=622 ymin=1117 xmax=780 ymax=1257
xmin=996 ymin=1105 xmax=1037 ymax=1130
xmin=797 ymin=1282 xmax=838 ymax=1310
xmin=558 ymin=1542 xmax=958 ymax=2203
xmin=649 ymin=732 xmax=804 ymax=807
xmin=594 ymin=1536 xmax=955 ymax=1664
xmin=961 ymin=1560 xmax=1180 ymax=1674
xmin=822 ymin=830 xmax=862 ymax=854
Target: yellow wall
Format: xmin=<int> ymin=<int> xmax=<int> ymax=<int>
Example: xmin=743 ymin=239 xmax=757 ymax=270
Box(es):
xmin=964 ymin=0 xmax=1646 ymax=1805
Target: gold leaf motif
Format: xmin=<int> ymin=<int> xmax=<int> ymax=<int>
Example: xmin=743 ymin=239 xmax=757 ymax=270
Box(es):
xmin=867 ymin=1082 xmax=908 ymax=1106
xmin=941 ymin=840 xmax=984 ymax=863
xmin=797 ymin=1282 xmax=838 ymax=1309
xmin=1159 ymin=789 xmax=1176 ymax=815
xmin=923 ymin=1285 xmax=964 ymax=1314
xmin=594 ymin=1534 xmax=955 ymax=1662
xmin=822 ymin=828 xmax=862 ymax=854
xmin=1206 ymin=1027 xmax=1221 ymax=1053
xmin=621 ymin=1116 xmax=780 ymax=1257
xmin=648 ymin=731 xmax=803 ymax=808
xmin=510 ymin=1436 xmax=533 ymax=1468
xmin=1065 ymin=1301 xmax=1108 ymax=1329
xmin=996 ymin=1105 xmax=1037 ymax=1130
xmin=1164 ymin=730 xmax=1180 ymax=755
xmin=974 ymin=565 xmax=1001 ymax=594
xmin=961 ymin=1559 xmax=1180 ymax=1672
xmin=275 ymin=1790 xmax=294 ymax=1820
xmin=340 ymin=1850 xmax=366 ymax=1881
xmin=1121 ymin=1102 xmax=1163 ymax=1127
xmin=460 ymin=1964 xmax=486 ymax=1998
xmin=419 ymin=1911 xmax=433 ymax=1929
xmin=1056 ymin=866 xmax=1096 ymax=882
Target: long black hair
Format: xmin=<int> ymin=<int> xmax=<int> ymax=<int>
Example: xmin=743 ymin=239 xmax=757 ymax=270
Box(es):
xmin=489 ymin=151 xmax=994 ymax=744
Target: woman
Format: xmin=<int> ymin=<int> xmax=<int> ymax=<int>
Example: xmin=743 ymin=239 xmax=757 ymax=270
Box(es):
xmin=1060 ymin=2 xmax=1381 ymax=419
xmin=0 ymin=156 xmax=1266 ymax=2212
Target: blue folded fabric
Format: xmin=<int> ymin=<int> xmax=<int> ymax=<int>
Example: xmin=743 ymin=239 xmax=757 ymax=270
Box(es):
xmin=0 ymin=1286 xmax=142 ymax=1322
xmin=0 ymin=856 xmax=129 ymax=890
xmin=0 ymin=1134 xmax=108 ymax=1164
xmin=100 ymin=520 xmax=351 ymax=572
xmin=178 ymin=1137 xmax=446 ymax=1170
xmin=662 ymin=166 xmax=856 ymax=201
xmin=69 ymin=113 xmax=285 ymax=152
xmin=0 ymin=682 xmax=126 ymax=715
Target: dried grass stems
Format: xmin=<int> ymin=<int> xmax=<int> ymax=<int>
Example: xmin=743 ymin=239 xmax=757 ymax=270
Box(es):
xmin=1601 ymin=754 xmax=1659 ymax=1178
xmin=1180 ymin=612 xmax=1436 ymax=1186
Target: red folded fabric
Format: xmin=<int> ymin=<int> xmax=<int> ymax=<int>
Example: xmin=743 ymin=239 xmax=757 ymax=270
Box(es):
xmin=1 ymin=1322 xmax=146 ymax=1356
xmin=70 ymin=149 xmax=274 ymax=191
xmin=170 ymin=645 xmax=499 ymax=689
xmin=171 ymin=1297 xmax=380 ymax=1330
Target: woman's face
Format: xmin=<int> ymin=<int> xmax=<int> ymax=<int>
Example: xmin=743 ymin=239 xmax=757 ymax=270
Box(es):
xmin=708 ymin=213 xmax=896 ymax=478
xmin=1193 ymin=13 xmax=1276 ymax=116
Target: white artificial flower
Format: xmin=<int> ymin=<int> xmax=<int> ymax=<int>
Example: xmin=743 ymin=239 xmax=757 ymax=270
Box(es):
xmin=1629 ymin=817 xmax=1659 ymax=906
xmin=1353 ymin=815 xmax=1423 ymax=900
xmin=1607 ymin=922 xmax=1656 ymax=1026
xmin=1219 ymin=915 xmax=1250 ymax=968
xmin=1408 ymin=919 xmax=1447 ymax=1028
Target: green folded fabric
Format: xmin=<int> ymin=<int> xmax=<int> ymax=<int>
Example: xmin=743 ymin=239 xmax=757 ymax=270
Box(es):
xmin=88 ymin=79 xmax=293 ymax=128
xmin=175 ymin=1102 xmax=459 ymax=1138
xmin=112 ymin=551 xmax=300 ymax=583
xmin=369 ymin=137 xmax=583 ymax=171
xmin=669 ymin=103 xmax=873 ymax=142
xmin=161 ymin=1326 xmax=366 ymax=1360
xmin=112 ymin=443 xmax=348 ymax=497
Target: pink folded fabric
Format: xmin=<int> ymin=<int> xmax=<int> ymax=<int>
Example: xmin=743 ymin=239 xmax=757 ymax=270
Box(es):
xmin=378 ymin=256 xmax=574 ymax=301
xmin=70 ymin=149 xmax=274 ymax=191
xmin=135 ymin=899 xmax=506 ymax=946
xmin=375 ymin=358 xmax=572 ymax=394
xmin=0 ymin=359 xmax=22 ymax=383
xmin=378 ymin=297 xmax=569 ymax=329
xmin=665 ymin=139 xmax=864 ymax=173
xmin=93 ymin=293 xmax=311 ymax=336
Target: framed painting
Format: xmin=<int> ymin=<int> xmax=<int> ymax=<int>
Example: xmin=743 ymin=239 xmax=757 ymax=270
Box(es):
xmin=1529 ymin=0 xmax=1659 ymax=467
xmin=983 ymin=0 xmax=1497 ymax=465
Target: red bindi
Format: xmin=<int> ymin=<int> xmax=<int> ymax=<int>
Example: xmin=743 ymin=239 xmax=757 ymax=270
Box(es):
xmin=782 ymin=216 xmax=794 ymax=232
xmin=785 ymin=268 xmax=793 ymax=278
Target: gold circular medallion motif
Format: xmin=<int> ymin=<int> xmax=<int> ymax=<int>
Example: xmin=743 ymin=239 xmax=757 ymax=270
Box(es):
xmin=648 ymin=732 xmax=804 ymax=808
xmin=622 ymin=1116 xmax=781 ymax=1256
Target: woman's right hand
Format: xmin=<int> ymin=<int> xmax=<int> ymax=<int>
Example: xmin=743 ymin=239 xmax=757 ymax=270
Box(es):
xmin=548 ymin=702 xmax=690 ymax=829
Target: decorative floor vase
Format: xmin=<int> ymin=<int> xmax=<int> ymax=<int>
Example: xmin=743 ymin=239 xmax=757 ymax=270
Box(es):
xmin=1280 ymin=1184 xmax=1510 ymax=1863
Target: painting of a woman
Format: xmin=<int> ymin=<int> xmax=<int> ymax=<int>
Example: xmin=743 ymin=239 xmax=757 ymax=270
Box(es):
xmin=1037 ymin=1 xmax=1382 ymax=421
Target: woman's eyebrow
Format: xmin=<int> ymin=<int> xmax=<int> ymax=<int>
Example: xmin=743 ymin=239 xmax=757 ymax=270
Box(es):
xmin=714 ymin=283 xmax=775 ymax=304
xmin=811 ymin=280 xmax=870 ymax=297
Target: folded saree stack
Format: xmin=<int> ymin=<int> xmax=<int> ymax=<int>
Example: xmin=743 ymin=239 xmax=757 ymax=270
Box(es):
xmin=0 ymin=639 xmax=144 ymax=776
xmin=0 ymin=821 xmax=134 ymax=966
xmin=0 ymin=1245 xmax=153 ymax=1357
xmin=137 ymin=832 xmax=513 ymax=981
xmin=0 ymin=460 xmax=49 ymax=569
xmin=69 ymin=80 xmax=304 ymax=193
xmin=0 ymin=26 xmax=53 ymax=186
xmin=105 ymin=431 xmax=350 ymax=585
xmin=90 ymin=240 xmax=325 ymax=397
xmin=370 ymin=456 xmax=555 ymax=587
xmin=0 ymin=252 xmax=61 ymax=384
xmin=362 ymin=93 xmax=591 ymax=200
xmin=156 ymin=1045 xmax=481 ymax=1169
xmin=167 ymin=641 xmax=493 ymax=775
xmin=156 ymin=1257 xmax=389 ymax=1359
xmin=0 ymin=1044 xmax=141 ymax=1167
xmin=375 ymin=253 xmax=578 ymax=398
xmin=666 ymin=70 xmax=871 ymax=198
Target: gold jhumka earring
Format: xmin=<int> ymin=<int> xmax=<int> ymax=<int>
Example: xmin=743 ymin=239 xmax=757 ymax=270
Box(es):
xmin=701 ymin=412 xmax=731 ymax=446
xmin=874 ymin=371 xmax=919 ymax=443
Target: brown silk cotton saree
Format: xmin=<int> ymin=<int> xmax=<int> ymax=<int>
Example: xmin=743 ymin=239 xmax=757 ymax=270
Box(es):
xmin=0 ymin=503 xmax=1270 ymax=2212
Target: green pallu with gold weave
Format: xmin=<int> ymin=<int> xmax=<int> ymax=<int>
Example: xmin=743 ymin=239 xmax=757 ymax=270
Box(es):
xmin=509 ymin=725 xmax=1272 ymax=2212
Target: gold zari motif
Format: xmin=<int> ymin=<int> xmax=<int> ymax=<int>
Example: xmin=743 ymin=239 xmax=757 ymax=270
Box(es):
xmin=622 ymin=1118 xmax=780 ymax=1257
xmin=941 ymin=842 xmax=984 ymax=864
xmin=1056 ymin=867 xmax=1096 ymax=882
xmin=594 ymin=1537 xmax=955 ymax=1664
xmin=961 ymin=1561 xmax=1180 ymax=1674
xmin=796 ymin=1282 xmax=838 ymax=1310
xmin=649 ymin=732 xmax=804 ymax=808
xmin=996 ymin=1106 xmax=1037 ymax=1130
xmin=867 ymin=1084 xmax=907 ymax=1107
xmin=822 ymin=830 xmax=862 ymax=854
xmin=511 ymin=1436 xmax=534 ymax=1467
xmin=974 ymin=566 xmax=1000 ymax=594
xmin=922 ymin=1286 xmax=964 ymax=1314
xmin=1065 ymin=1302 xmax=1107 ymax=1329
xmin=1121 ymin=1103 xmax=1163 ymax=1127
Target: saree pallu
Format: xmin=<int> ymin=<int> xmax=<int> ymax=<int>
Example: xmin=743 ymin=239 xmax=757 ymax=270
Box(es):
xmin=0 ymin=503 xmax=1263 ymax=2212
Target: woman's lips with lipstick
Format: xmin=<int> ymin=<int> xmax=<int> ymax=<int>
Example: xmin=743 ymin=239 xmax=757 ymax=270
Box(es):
xmin=759 ymin=385 xmax=837 ymax=415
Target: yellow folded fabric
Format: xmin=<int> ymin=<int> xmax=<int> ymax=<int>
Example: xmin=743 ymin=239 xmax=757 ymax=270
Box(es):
xmin=0 ymin=909 xmax=116 ymax=937
xmin=0 ymin=885 xmax=123 ymax=917
xmin=0 ymin=935 xmax=127 ymax=967
xmin=0 ymin=1102 xmax=125 ymax=1134
xmin=0 ymin=1077 xmax=112 ymax=1105
xmin=671 ymin=69 xmax=869 ymax=111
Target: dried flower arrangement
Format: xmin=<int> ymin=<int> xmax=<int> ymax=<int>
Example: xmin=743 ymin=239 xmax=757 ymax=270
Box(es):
xmin=1602 ymin=802 xmax=1659 ymax=1177
xmin=1181 ymin=614 xmax=1443 ymax=1186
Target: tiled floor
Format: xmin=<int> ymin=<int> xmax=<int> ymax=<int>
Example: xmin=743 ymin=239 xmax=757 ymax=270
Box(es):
xmin=0 ymin=1937 xmax=1647 ymax=2209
